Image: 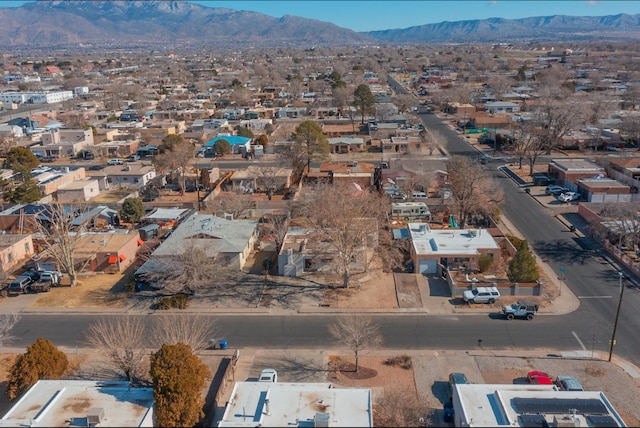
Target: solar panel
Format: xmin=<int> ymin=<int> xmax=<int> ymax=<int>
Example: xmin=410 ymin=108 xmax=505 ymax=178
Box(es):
xmin=513 ymin=398 xmax=608 ymax=415
xmin=518 ymin=414 xmax=549 ymax=428
xmin=586 ymin=415 xmax=619 ymax=427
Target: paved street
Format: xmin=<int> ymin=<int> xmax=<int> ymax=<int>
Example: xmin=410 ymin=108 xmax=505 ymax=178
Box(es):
xmin=417 ymin=109 xmax=640 ymax=367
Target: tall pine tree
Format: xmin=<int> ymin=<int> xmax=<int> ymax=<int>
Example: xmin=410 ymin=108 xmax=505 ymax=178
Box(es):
xmin=508 ymin=240 xmax=539 ymax=282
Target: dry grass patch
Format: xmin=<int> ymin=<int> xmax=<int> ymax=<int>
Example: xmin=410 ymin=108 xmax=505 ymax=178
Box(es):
xmin=30 ymin=273 xmax=129 ymax=308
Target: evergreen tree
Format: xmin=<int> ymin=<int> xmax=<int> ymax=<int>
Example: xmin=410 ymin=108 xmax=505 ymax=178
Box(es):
xmin=353 ymin=84 xmax=376 ymax=124
xmin=6 ymin=338 xmax=68 ymax=400
xmin=508 ymin=240 xmax=539 ymax=282
xmin=4 ymin=175 xmax=41 ymax=204
xmin=3 ymin=147 xmax=40 ymax=173
xmin=236 ymin=126 xmax=254 ymax=138
xmin=120 ymin=197 xmax=146 ymax=223
xmin=291 ymin=120 xmax=329 ymax=175
xmin=150 ymin=343 xmax=210 ymax=427
xmin=213 ymin=139 xmax=231 ymax=156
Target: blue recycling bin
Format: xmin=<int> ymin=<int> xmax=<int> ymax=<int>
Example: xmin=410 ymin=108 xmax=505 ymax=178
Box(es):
xmin=218 ymin=339 xmax=228 ymax=350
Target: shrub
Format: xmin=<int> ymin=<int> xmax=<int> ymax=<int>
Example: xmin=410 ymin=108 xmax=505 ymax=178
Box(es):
xmin=383 ymin=355 xmax=412 ymax=370
xmin=156 ymin=294 xmax=190 ymax=310
xmin=150 ymin=343 xmax=210 ymax=427
xmin=478 ymin=254 xmax=493 ymax=273
xmin=6 ymin=338 xmax=68 ymax=400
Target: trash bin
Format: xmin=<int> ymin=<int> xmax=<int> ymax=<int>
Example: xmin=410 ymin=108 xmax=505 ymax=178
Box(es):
xmin=219 ymin=339 xmax=228 ymax=350
xmin=135 ymin=282 xmax=143 ymax=292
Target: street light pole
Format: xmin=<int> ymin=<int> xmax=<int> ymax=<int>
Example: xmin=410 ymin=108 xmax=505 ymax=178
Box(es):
xmin=608 ymin=271 xmax=624 ymax=362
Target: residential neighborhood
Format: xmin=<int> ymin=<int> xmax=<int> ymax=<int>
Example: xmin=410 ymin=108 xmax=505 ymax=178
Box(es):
xmin=1 ymin=3 xmax=640 ymax=427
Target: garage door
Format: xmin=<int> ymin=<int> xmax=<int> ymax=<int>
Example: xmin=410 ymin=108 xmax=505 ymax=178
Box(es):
xmin=418 ymin=259 xmax=437 ymax=274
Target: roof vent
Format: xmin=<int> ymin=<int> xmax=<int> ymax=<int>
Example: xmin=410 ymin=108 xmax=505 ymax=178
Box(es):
xmin=87 ymin=408 xmax=105 ymax=426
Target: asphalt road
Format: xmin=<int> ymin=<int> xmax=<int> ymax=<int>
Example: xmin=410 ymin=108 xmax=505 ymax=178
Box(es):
xmin=9 ymin=313 xmax=593 ymax=353
xmin=418 ymin=110 xmax=640 ymax=365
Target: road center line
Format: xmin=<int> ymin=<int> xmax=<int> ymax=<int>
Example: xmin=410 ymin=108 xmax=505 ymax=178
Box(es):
xmin=572 ymin=331 xmax=587 ymax=351
xmin=577 ymin=296 xmax=612 ymax=299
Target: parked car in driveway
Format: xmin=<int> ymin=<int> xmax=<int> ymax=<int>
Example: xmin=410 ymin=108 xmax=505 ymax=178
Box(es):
xmin=555 ymin=375 xmax=584 ymax=391
xmin=445 ymin=372 xmax=468 ymax=402
xmin=533 ymin=174 xmax=554 ymax=186
xmin=463 ymin=286 xmax=500 ymax=304
xmin=528 ymin=371 xmax=553 ymax=385
xmin=545 ymin=185 xmax=569 ymax=196
xmin=259 ymin=368 xmax=278 ymax=382
xmin=7 ymin=276 xmax=33 ymax=295
xmin=38 ymin=270 xmax=62 ymax=286
xmin=107 ymin=158 xmax=124 ymax=165
xmin=557 ymin=192 xmax=580 ymax=203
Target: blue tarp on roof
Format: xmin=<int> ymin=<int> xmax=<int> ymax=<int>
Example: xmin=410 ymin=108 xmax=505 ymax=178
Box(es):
xmin=204 ymin=135 xmax=251 ymax=147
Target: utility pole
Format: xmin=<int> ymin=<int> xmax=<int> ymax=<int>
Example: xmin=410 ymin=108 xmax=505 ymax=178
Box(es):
xmin=608 ymin=271 xmax=624 ymax=362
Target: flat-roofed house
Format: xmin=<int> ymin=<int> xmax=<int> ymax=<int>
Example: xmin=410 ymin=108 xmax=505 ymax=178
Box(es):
xmin=407 ymin=223 xmax=500 ymax=274
xmin=0 ymin=380 xmax=154 ymax=427
xmin=548 ymin=158 xmax=605 ymax=188
xmin=218 ymin=381 xmax=372 ymax=427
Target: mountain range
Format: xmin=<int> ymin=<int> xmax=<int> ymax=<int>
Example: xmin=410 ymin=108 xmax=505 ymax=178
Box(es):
xmin=0 ymin=1 xmax=638 ymax=50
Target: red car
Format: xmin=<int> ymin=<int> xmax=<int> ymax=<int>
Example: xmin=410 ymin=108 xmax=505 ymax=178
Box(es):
xmin=527 ymin=371 xmax=553 ymax=385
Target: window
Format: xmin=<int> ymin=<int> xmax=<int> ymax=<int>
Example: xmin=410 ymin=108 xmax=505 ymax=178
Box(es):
xmin=7 ymin=253 xmax=13 ymax=262
xmin=24 ymin=242 xmax=30 ymax=253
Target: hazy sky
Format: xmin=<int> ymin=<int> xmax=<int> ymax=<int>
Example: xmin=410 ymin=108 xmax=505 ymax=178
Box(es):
xmin=3 ymin=1 xmax=640 ymax=32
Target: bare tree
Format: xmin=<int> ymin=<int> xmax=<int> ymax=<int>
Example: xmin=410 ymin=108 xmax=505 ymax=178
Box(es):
xmin=140 ymin=241 xmax=229 ymax=295
xmin=447 ymin=155 xmax=504 ymax=229
xmin=151 ymin=314 xmax=219 ymax=353
xmin=32 ymin=202 xmax=94 ymax=287
xmin=207 ymin=193 xmax=256 ymax=219
xmin=620 ymin=113 xmax=640 ymax=149
xmin=329 ymin=314 xmax=382 ymax=373
xmin=296 ymin=181 xmax=383 ymax=288
xmin=418 ymin=128 xmax=443 ymax=156
xmin=595 ymin=203 xmax=640 ymax=254
xmin=511 ymin=120 xmax=547 ymax=175
xmin=262 ymin=209 xmax=291 ymax=254
xmin=154 ymin=140 xmax=194 ymax=191
xmin=255 ymin=166 xmax=285 ymax=200
xmin=529 ymin=67 xmax=584 ymax=154
xmin=0 ymin=313 xmax=20 ymax=346
xmin=86 ymin=316 xmax=147 ymax=382
xmin=486 ymin=75 xmax=515 ymax=100
xmin=374 ymin=386 xmax=431 ymax=427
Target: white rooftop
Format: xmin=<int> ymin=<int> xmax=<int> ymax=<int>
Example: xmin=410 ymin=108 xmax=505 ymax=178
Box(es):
xmin=408 ymin=223 xmax=499 ymax=256
xmin=218 ymin=382 xmax=372 ymax=427
xmin=0 ymin=380 xmax=154 ymax=427
xmin=455 ymin=383 xmax=625 ymax=427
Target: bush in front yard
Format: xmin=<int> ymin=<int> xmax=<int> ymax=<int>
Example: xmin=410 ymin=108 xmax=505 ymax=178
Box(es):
xmin=156 ymin=294 xmax=190 ymax=310
xmin=478 ymin=254 xmax=493 ymax=273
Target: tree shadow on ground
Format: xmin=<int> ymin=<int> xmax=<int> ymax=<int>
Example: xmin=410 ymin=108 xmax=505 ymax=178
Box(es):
xmin=532 ymin=239 xmax=598 ymax=265
xmin=256 ymin=355 xmax=332 ymax=382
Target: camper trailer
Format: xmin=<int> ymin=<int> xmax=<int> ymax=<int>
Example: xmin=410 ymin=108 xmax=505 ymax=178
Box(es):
xmin=391 ymin=202 xmax=431 ymax=220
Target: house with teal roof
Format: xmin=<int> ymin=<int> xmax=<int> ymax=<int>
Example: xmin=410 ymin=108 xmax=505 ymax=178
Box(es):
xmin=204 ymin=135 xmax=252 ymax=154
